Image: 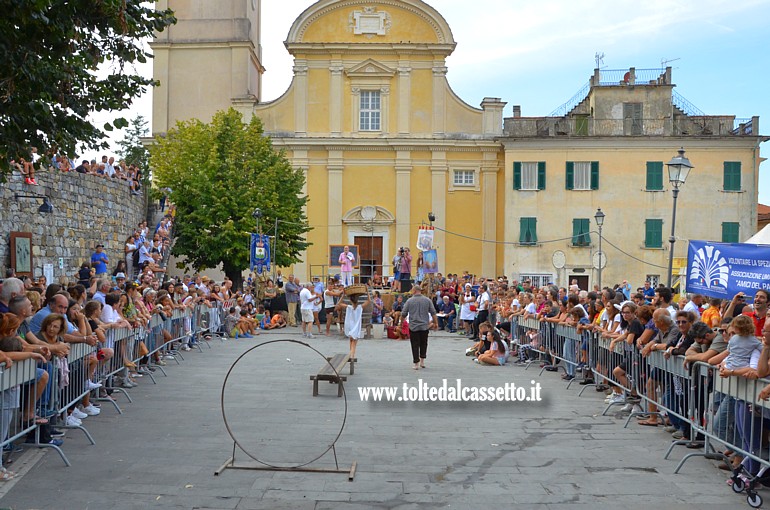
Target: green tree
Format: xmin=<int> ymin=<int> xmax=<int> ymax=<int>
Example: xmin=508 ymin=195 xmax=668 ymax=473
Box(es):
xmin=116 ymin=115 xmax=151 ymax=171
xmin=116 ymin=115 xmax=152 ymax=195
xmin=150 ymin=108 xmax=310 ymax=288
xmin=0 ymin=0 xmax=175 ymax=178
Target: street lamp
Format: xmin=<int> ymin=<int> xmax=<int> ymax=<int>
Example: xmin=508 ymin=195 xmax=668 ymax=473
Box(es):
xmin=594 ymin=208 xmax=605 ymax=290
xmin=665 ymin=147 xmax=694 ymax=288
xmin=252 ymin=207 xmax=262 ymax=234
xmin=15 ymin=193 xmax=53 ymax=214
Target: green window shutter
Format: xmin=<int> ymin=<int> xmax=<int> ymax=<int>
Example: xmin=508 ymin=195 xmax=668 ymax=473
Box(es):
xmin=537 ymin=162 xmax=546 ymax=190
xmin=590 ymin=161 xmax=600 ymax=190
xmin=513 ymin=162 xmax=522 ymax=190
xmin=572 ymin=219 xmax=590 ymax=246
xmin=580 ymin=218 xmax=590 ymax=246
xmin=645 ymin=219 xmax=663 ymax=248
xmin=723 ymin=162 xmax=741 ymax=191
xmin=566 ymin=162 xmax=574 ymax=190
xmin=722 ymin=222 xmax=740 ymax=243
xmin=575 ymin=116 xmax=588 ymax=136
xmin=572 ymin=219 xmax=580 ymax=245
xmin=520 ymin=218 xmax=537 ymax=244
xmin=646 ymin=162 xmax=663 ymax=190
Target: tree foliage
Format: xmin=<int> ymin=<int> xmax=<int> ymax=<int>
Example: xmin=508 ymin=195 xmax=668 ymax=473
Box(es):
xmin=150 ymin=108 xmax=311 ymax=285
xmin=0 ymin=0 xmax=176 ymax=177
xmin=116 ymin=115 xmax=150 ymax=171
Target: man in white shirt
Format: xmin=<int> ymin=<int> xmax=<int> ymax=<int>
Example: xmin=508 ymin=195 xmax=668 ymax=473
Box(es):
xmin=683 ymin=294 xmax=703 ymax=319
xmin=299 ymin=283 xmax=317 ymax=338
xmin=138 ymin=240 xmax=153 ymax=266
xmin=93 ymin=279 xmax=111 ymax=305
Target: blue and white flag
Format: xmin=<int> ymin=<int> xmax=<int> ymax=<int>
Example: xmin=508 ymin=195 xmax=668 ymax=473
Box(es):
xmin=250 ymin=233 xmax=271 ymax=275
xmin=686 ymin=240 xmax=770 ymax=298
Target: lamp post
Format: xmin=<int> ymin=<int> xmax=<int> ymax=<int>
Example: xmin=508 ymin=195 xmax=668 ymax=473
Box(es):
xmin=665 ymin=147 xmax=694 ymax=289
xmin=15 ymin=193 xmax=54 ymax=214
xmin=252 ymin=207 xmax=262 ymax=234
xmin=594 ymin=208 xmax=605 ymax=290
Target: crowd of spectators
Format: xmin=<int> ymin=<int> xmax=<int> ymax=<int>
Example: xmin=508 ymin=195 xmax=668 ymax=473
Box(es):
xmin=10 ymin=148 xmax=144 ymax=195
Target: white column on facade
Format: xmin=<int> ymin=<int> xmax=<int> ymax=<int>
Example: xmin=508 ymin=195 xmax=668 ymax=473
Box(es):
xmin=350 ymin=87 xmax=360 ymax=135
xmin=329 ymin=61 xmax=344 ymax=137
xmin=380 ymin=86 xmax=390 ymax=136
xmin=432 ymin=64 xmax=448 ymax=137
xmin=293 ymin=60 xmax=308 ymax=137
xmin=395 ymin=149 xmax=412 ymax=251
xmin=430 ymin=151 xmax=447 ymax=268
xmin=480 ymin=152 xmax=499 ymax=277
xmin=327 ymin=150 xmax=344 ymax=246
xmin=291 ymin=146 xmax=309 ymax=279
xmin=397 ymin=65 xmax=411 ymax=136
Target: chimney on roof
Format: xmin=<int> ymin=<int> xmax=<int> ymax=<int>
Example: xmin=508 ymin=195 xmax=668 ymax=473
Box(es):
xmin=512 ymin=105 xmax=521 ymax=118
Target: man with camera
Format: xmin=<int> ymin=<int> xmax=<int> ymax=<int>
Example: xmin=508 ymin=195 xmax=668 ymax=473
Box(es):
xmin=397 ymin=247 xmax=412 ymax=292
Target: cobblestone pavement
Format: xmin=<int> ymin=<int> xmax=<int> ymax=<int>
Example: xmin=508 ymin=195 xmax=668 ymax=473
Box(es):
xmin=0 ymin=327 xmax=746 ymax=509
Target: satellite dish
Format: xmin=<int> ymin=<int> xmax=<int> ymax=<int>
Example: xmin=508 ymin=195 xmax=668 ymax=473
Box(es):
xmin=552 ymin=250 xmax=566 ymax=269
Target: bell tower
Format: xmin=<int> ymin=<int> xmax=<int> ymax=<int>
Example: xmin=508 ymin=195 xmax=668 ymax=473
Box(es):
xmin=151 ymin=0 xmax=263 ymax=136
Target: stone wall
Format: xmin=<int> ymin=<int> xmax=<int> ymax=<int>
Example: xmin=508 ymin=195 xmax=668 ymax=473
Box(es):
xmin=0 ymin=170 xmax=146 ymax=283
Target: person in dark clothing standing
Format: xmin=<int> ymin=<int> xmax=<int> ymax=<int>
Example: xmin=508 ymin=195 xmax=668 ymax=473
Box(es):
xmin=401 ymin=285 xmax=438 ymax=370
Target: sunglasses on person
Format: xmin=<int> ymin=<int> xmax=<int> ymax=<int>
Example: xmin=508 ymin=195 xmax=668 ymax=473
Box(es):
xmin=675 ymin=320 xmax=689 ymax=324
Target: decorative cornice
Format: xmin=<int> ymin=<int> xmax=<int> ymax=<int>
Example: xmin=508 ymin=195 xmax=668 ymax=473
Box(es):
xmin=267 ymin=138 xmax=503 ymax=153
xmin=288 ymin=0 xmax=455 ymax=46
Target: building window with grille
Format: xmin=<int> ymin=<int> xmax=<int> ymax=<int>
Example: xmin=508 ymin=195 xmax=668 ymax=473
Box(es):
xmin=566 ymin=161 xmax=599 ymax=190
xmin=646 ymin=162 xmax=664 ymax=191
xmin=519 ymin=217 xmax=537 ymax=245
xmin=513 ymin=162 xmax=546 ymax=191
xmin=722 ymin=222 xmax=740 ymax=243
xmin=571 ymin=218 xmax=591 ymax=247
xmin=723 ymin=162 xmax=741 ymax=191
xmin=359 ymin=90 xmax=381 ymax=131
xmin=453 ymin=170 xmax=475 ymax=187
xmin=644 ymin=219 xmax=663 ymax=248
xmin=519 ymin=274 xmax=553 ymax=288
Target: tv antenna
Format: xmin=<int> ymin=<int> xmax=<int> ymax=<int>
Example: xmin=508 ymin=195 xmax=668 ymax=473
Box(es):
xmin=661 ymin=57 xmax=680 ymax=67
xmin=595 ymin=52 xmax=605 ymax=69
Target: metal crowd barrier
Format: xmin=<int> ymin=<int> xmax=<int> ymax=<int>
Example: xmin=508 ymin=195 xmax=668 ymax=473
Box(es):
xmin=512 ymin=320 xmax=770 ymax=508
xmin=42 ymin=342 xmax=98 ymax=460
xmin=0 ymin=359 xmax=69 ymax=464
xmin=0 ymin=304 xmax=214 ymax=469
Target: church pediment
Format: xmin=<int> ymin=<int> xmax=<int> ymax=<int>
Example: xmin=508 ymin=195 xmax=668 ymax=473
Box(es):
xmin=345 ymin=59 xmax=395 ymax=79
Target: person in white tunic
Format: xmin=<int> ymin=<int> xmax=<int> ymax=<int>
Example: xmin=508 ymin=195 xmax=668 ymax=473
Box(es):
xmin=344 ymin=294 xmax=369 ymax=359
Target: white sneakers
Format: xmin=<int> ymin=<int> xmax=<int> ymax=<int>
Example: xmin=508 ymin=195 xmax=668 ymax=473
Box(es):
xmin=81 ymin=404 xmax=101 ymax=416
xmin=65 ymin=414 xmax=82 ymax=427
xmin=71 ymin=408 xmax=88 ymax=420
xmin=86 ymin=380 xmax=103 ymax=391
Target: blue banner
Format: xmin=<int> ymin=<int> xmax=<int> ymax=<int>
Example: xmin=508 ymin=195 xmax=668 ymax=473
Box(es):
xmin=686 ymin=240 xmax=770 ymax=298
xmin=250 ymin=233 xmax=271 ymax=275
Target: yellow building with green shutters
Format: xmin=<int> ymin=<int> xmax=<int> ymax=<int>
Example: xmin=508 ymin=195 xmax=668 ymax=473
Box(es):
xmin=152 ymin=0 xmax=765 ymax=288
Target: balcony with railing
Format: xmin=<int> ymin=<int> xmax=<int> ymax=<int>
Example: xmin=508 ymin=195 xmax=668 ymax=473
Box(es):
xmin=504 ymin=115 xmax=759 ymax=138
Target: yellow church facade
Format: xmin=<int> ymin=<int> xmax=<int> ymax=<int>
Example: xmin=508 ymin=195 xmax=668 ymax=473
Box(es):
xmin=240 ymin=0 xmax=506 ymax=281
xmin=152 ymin=0 xmax=765 ymax=288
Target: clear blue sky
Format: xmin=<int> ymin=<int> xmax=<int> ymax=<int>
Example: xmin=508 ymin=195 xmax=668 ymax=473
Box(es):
xmin=94 ymin=0 xmax=770 ymax=206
